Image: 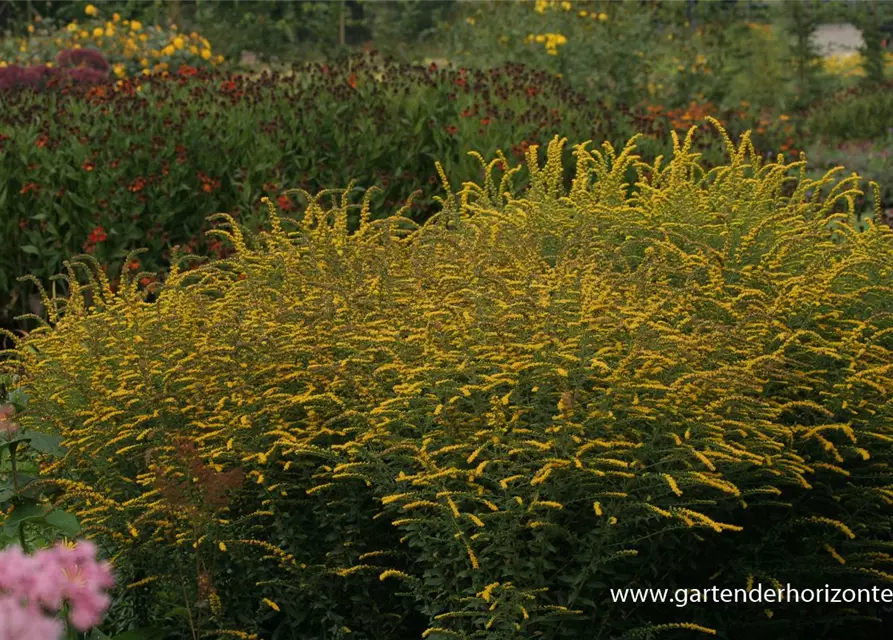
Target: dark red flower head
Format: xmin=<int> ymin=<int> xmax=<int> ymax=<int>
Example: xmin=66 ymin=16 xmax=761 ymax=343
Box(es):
xmin=55 ymin=48 xmax=110 ymax=73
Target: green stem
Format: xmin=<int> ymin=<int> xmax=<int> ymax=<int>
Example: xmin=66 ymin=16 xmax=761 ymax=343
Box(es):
xmin=19 ymin=521 xmax=28 ymax=554
xmin=10 ymin=443 xmax=19 ymax=492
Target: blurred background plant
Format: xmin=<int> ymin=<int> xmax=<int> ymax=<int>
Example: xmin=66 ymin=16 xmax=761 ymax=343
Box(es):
xmin=0 ymin=0 xmax=458 ymax=66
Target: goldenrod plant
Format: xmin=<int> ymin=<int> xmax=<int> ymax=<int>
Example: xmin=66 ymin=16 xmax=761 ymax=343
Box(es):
xmin=2 ymin=119 xmax=892 ymax=639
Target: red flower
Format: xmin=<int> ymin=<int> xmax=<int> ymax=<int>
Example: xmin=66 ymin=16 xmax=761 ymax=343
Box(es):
xmin=276 ymin=194 xmax=292 ymax=211
xmin=347 ymin=73 xmax=358 ymax=89
xmin=35 ymin=133 xmax=49 ymax=149
xmin=526 ymin=87 xmax=538 ymax=96
xmin=81 ymin=160 xmax=94 ymax=172
xmin=19 ymin=182 xmax=40 ymax=196
xmin=446 ymin=125 xmax=458 ymax=135
xmin=197 ymin=171 xmax=221 ymax=193
xmin=83 ymin=225 xmax=107 ymax=253
xmin=480 ymin=117 xmax=491 ymax=126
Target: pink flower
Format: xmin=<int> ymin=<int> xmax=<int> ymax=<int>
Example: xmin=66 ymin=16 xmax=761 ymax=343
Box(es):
xmin=47 ymin=541 xmax=115 ymax=630
xmin=0 ymin=540 xmax=115 ymax=637
xmin=0 ymin=404 xmax=18 ymax=438
xmin=0 ymin=595 xmax=63 ymax=640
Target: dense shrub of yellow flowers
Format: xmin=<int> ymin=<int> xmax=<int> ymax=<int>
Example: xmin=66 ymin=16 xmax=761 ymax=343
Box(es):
xmin=0 ymin=4 xmax=223 ymax=77
xmin=822 ymin=51 xmax=893 ymax=78
xmin=4 ymin=121 xmax=893 ymax=639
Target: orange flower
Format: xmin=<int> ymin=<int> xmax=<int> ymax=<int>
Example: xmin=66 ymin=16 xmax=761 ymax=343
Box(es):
xmin=347 ymin=73 xmax=357 ymax=89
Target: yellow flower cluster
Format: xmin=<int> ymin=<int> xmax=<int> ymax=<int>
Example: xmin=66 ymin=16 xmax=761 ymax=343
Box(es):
xmin=6 ymin=120 xmax=892 ymax=636
xmin=525 ymin=32 xmax=568 ymax=55
xmin=534 ymin=0 xmax=607 ymax=20
xmin=534 ymin=0 xmax=573 ymax=13
xmin=0 ymin=3 xmax=223 ymax=76
xmin=822 ymin=51 xmax=893 ymax=78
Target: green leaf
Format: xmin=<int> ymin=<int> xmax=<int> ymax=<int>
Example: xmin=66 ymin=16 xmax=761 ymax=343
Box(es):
xmin=22 ymin=430 xmax=66 ymax=456
xmin=21 ymin=245 xmax=40 ymax=256
xmin=2 ymin=502 xmax=49 ymax=536
xmin=7 ymin=387 xmax=28 ymax=411
xmin=44 ymin=509 xmax=82 ymax=537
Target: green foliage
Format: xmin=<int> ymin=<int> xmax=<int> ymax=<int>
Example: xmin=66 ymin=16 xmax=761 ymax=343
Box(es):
xmin=805 ymin=81 xmax=893 ymax=141
xmin=5 ymin=123 xmax=893 ymax=639
xmin=846 ymin=0 xmax=893 ymax=89
xmin=0 ymin=52 xmax=641 ymax=329
xmin=0 ymin=372 xmax=80 ymax=553
xmin=805 ymin=136 xmax=893 ymax=226
xmin=779 ymin=0 xmax=826 ymax=110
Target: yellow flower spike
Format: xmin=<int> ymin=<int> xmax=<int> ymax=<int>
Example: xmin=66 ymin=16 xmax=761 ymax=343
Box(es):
xmin=262 ymin=598 xmax=280 ymax=612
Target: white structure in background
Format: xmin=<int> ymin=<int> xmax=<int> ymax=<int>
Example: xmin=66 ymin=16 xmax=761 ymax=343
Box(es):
xmin=812 ymin=23 xmax=865 ymax=57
